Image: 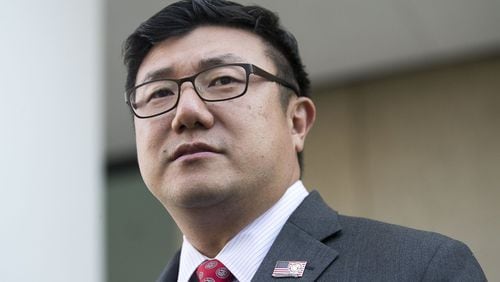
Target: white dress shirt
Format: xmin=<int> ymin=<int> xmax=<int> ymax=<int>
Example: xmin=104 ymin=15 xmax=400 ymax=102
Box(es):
xmin=177 ymin=180 xmax=309 ymax=282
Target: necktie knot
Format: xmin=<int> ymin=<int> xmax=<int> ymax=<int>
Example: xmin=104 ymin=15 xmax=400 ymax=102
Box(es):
xmin=196 ymin=259 xmax=235 ymax=282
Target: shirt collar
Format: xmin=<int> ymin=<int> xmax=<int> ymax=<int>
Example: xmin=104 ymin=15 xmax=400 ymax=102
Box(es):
xmin=178 ymin=180 xmax=308 ymax=282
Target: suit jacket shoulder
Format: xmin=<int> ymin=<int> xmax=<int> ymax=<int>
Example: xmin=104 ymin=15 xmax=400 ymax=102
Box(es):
xmin=252 ymin=191 xmax=486 ymax=281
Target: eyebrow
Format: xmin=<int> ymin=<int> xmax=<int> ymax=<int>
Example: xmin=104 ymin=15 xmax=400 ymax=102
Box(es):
xmin=140 ymin=53 xmax=247 ymax=84
xmin=197 ymin=53 xmax=246 ymax=70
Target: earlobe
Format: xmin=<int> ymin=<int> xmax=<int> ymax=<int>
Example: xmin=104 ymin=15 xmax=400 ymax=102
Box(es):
xmin=290 ymin=97 xmax=316 ymax=152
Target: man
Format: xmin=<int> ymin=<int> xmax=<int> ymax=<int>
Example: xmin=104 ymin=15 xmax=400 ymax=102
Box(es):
xmin=123 ymin=0 xmax=486 ymax=281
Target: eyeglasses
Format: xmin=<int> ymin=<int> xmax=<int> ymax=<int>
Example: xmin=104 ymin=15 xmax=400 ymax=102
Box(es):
xmin=124 ymin=63 xmax=299 ymax=119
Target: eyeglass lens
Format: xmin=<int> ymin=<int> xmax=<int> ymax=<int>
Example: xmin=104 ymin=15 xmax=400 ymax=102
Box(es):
xmin=130 ymin=65 xmax=248 ymax=117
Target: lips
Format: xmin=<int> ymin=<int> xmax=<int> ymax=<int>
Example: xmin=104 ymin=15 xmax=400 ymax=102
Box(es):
xmin=169 ymin=142 xmax=220 ymax=162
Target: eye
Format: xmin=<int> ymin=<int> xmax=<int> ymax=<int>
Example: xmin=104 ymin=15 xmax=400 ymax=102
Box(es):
xmin=208 ymin=76 xmax=240 ymax=87
xmin=150 ymin=88 xmax=175 ymax=99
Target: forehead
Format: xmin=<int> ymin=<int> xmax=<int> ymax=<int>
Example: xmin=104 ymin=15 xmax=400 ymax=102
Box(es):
xmin=136 ymin=25 xmax=273 ymax=83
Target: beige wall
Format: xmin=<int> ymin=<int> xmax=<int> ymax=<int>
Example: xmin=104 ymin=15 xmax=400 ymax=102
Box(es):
xmin=303 ymin=57 xmax=500 ymax=280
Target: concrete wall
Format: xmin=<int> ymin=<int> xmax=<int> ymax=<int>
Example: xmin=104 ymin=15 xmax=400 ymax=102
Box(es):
xmin=0 ymin=1 xmax=104 ymax=281
xmin=304 ymin=57 xmax=500 ymax=280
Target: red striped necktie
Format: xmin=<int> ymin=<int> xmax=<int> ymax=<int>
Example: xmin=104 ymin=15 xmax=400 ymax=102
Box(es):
xmin=196 ymin=259 xmax=235 ymax=282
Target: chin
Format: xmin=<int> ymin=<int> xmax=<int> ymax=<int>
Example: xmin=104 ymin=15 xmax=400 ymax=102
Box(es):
xmin=163 ymin=180 xmax=234 ymax=209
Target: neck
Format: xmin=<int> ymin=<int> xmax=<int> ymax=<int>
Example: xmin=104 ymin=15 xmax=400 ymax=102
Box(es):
xmin=179 ymin=209 xmax=247 ymax=257
xmin=169 ymin=181 xmax=299 ymax=257
xmin=168 ymin=166 xmax=301 ymax=257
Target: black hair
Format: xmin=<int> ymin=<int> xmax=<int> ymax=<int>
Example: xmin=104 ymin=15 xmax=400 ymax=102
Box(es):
xmin=123 ymin=0 xmax=310 ymax=96
xmin=123 ymin=0 xmax=310 ymax=173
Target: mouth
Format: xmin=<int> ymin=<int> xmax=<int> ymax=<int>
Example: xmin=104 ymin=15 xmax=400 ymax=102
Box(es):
xmin=169 ymin=142 xmax=220 ymax=162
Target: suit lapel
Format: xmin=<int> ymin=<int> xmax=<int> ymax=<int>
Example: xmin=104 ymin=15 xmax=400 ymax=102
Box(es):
xmin=156 ymin=250 xmax=180 ymax=282
xmin=251 ymin=191 xmax=342 ymax=281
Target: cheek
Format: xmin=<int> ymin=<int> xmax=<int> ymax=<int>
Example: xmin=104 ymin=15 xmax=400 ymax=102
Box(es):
xmin=134 ymin=122 xmax=151 ymax=154
xmin=134 ymin=118 xmax=168 ymax=158
xmin=134 ymin=119 xmax=169 ymax=189
xmin=238 ymin=104 xmax=284 ymax=151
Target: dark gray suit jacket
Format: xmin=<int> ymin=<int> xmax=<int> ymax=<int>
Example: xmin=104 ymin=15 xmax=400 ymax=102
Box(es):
xmin=157 ymin=191 xmax=486 ymax=281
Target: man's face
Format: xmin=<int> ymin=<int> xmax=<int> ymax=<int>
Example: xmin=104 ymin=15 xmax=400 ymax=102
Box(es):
xmin=134 ymin=26 xmax=305 ymax=211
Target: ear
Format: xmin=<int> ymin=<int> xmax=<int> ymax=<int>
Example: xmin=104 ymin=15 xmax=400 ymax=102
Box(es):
xmin=288 ymin=97 xmax=316 ymax=153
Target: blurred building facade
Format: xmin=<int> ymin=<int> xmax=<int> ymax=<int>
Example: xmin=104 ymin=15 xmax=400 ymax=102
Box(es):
xmin=4 ymin=1 xmax=497 ymax=282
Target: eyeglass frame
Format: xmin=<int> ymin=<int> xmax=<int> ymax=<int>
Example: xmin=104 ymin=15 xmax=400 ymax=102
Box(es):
xmin=124 ymin=63 xmax=300 ymax=119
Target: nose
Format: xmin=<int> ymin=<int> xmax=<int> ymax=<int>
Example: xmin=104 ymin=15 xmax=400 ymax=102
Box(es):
xmin=171 ymin=83 xmax=215 ymax=133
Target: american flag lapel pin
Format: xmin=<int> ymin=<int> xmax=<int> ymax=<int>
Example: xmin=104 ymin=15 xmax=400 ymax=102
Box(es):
xmin=272 ymin=260 xmax=307 ymax=278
